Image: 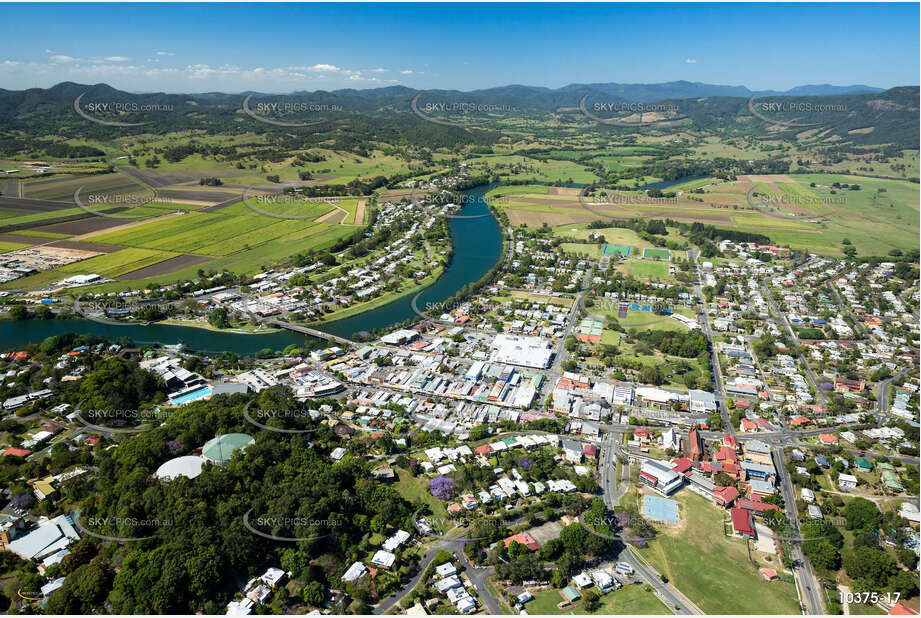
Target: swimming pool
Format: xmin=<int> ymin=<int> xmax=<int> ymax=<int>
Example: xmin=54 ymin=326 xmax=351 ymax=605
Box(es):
xmin=171 ymin=387 xmax=212 ymax=405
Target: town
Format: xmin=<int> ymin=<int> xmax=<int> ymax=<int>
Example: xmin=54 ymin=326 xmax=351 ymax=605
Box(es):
xmin=0 ymin=180 xmax=917 ymax=616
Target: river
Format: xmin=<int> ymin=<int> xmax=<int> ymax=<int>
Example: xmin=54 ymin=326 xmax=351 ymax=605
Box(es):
xmin=0 ymin=184 xmax=504 ymax=355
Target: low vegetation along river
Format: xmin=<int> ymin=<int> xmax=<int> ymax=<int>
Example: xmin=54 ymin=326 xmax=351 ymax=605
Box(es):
xmin=0 ymin=185 xmax=504 ymax=354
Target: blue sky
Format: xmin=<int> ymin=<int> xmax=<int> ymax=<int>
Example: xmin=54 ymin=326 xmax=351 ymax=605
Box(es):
xmin=0 ymin=3 xmax=917 ymax=93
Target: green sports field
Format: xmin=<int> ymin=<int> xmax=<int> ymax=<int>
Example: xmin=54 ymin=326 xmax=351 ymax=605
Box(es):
xmin=642 ymin=247 xmax=669 ymax=260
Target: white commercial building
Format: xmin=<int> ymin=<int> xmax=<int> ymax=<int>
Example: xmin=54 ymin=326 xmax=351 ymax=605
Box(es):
xmin=489 ymin=334 xmax=554 ymax=369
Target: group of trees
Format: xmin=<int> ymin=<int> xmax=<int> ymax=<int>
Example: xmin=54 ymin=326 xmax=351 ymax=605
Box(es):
xmin=800 ymin=496 xmax=918 ymax=599
xmin=33 ymin=386 xmax=418 ymax=613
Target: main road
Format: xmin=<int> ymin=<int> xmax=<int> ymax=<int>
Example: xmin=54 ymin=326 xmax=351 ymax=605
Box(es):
xmin=772 ymin=448 xmax=824 ymax=614
xmin=690 ymin=249 xmax=734 ymax=435
xmin=598 ymin=433 xmax=704 ymax=615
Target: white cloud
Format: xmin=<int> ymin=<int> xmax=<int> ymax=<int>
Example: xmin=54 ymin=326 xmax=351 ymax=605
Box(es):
xmin=155 ymin=51 xmax=174 ymax=56
xmin=400 ymin=69 xmax=415 ymax=75
xmin=685 ymin=58 xmax=697 ymax=64
xmin=0 ymin=57 xmax=404 ymax=91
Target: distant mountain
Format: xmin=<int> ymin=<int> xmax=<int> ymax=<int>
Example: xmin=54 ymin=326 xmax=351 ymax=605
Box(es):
xmin=10 ymin=79 xmax=887 ymax=103
xmin=554 ymin=80 xmax=884 ymax=102
xmin=0 ymin=81 xmax=915 ymax=149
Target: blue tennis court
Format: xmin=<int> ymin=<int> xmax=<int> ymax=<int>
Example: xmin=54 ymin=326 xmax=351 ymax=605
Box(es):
xmin=643 ymin=495 xmax=679 ymax=524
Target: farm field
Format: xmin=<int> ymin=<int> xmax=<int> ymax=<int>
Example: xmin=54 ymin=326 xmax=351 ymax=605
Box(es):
xmin=493 ymin=174 xmax=919 ymax=255
xmin=68 ymin=223 xmax=358 ymax=294
xmin=0 ymin=248 xmax=178 ymax=289
xmin=465 ymin=154 xmax=599 ymax=184
xmin=0 ymin=240 xmax=30 ymax=253
xmin=22 ymin=172 xmax=152 ymax=201
xmin=7 ymin=230 xmax=70 ymax=239
xmin=86 ymin=202 xmax=338 ymax=256
xmin=639 ymin=491 xmax=800 ymax=615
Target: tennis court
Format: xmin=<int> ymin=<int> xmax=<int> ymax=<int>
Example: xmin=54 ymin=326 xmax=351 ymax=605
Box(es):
xmin=643 ymin=495 xmax=679 ymax=524
xmin=603 ymin=244 xmax=631 ymax=256
xmin=642 ymin=247 xmax=670 ymax=260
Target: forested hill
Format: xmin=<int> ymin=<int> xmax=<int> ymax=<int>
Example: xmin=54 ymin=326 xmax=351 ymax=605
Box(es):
xmin=0 ymin=81 xmax=916 ymax=149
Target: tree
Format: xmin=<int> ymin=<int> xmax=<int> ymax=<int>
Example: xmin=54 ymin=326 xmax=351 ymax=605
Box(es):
xmin=429 ymin=476 xmax=455 ymax=500
xmin=888 ymin=570 xmax=919 ymax=598
xmin=844 ymin=547 xmax=896 ymax=589
xmin=208 ymin=307 xmax=230 ymax=329
xmin=45 ymin=563 xmax=113 ymax=614
xmin=8 ymin=304 xmax=29 ymax=320
xmin=898 ymin=548 xmax=918 ymax=570
xmin=844 ymin=497 xmax=881 ymax=531
xmin=300 ymin=581 xmax=325 ymax=606
xmin=582 ymin=588 xmax=600 ymax=611
xmin=802 ymin=538 xmax=840 ymax=571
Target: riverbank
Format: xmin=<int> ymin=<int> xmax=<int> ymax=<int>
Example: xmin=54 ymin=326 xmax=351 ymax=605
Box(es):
xmin=157 ymin=318 xmax=283 ymax=335
xmin=311 ymin=265 xmax=445 ymax=325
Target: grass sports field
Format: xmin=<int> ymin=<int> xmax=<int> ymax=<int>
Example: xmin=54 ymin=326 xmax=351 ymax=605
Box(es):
xmin=642 ymin=247 xmax=669 ymax=260
xmin=639 ymin=491 xmax=800 ymax=614
xmin=612 ymin=260 xmax=673 ymax=281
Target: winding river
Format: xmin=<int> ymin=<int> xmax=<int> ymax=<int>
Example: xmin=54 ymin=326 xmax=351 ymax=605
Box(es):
xmin=0 ymin=184 xmax=504 ymax=355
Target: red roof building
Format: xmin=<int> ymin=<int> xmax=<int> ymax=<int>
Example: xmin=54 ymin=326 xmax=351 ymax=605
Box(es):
xmin=730 ymin=507 xmax=755 ymax=539
xmin=634 ymin=427 xmax=654 ymax=443
xmin=818 ymin=433 xmax=839 ymax=445
xmin=737 ymin=498 xmax=782 ymax=514
xmin=889 ymin=603 xmax=918 ymax=615
xmin=740 ymin=419 xmax=758 ymax=433
xmin=670 ymin=457 xmax=694 ymax=476
xmin=686 ymin=427 xmax=704 ymax=461
xmin=474 ymin=444 xmax=493 ymax=456
xmin=713 ymin=486 xmax=740 ymax=507
xmin=582 ymin=444 xmax=598 ymax=459
xmin=790 ymin=416 xmax=812 ymax=428
xmin=504 ymin=532 xmax=540 ymax=551
xmin=722 ymin=433 xmax=739 ymax=450
xmin=714 ymin=446 xmax=739 ymax=463
xmin=2 ymin=447 xmax=31 ymax=458
xmin=721 ymin=462 xmax=741 ymax=479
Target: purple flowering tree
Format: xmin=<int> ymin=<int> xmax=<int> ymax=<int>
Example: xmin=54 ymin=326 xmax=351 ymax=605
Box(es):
xmin=518 ymin=457 xmax=534 ymax=471
xmin=11 ymin=492 xmax=32 ymax=510
xmin=167 ymin=439 xmax=183 ymax=455
xmin=429 ymin=476 xmax=455 ymax=500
